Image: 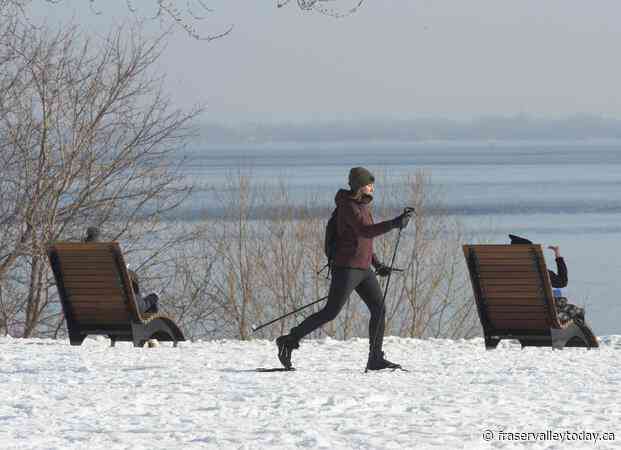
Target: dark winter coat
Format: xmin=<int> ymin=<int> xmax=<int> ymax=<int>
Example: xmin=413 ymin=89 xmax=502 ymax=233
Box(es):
xmin=333 ymin=189 xmax=394 ymax=269
xmin=549 ymin=257 xmax=568 ymax=288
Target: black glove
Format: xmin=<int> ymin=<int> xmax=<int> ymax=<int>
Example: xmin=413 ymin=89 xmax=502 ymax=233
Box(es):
xmin=374 ymin=262 xmax=392 ymax=277
xmin=392 ymin=209 xmax=414 ymax=229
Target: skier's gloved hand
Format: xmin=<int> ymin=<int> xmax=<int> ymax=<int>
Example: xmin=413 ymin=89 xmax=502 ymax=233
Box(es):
xmin=374 ymin=263 xmax=392 ymax=277
xmin=392 ymin=209 xmax=414 ymax=229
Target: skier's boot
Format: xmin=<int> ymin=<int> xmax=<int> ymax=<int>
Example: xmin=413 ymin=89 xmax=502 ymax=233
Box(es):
xmin=366 ymin=351 xmax=402 ymax=371
xmin=276 ymin=334 xmax=299 ymax=369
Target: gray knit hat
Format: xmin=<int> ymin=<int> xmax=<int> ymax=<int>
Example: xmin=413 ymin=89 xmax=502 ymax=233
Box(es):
xmin=348 ymin=167 xmax=375 ymax=192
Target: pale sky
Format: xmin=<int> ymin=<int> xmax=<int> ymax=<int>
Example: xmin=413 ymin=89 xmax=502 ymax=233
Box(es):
xmin=29 ymin=0 xmax=621 ymax=122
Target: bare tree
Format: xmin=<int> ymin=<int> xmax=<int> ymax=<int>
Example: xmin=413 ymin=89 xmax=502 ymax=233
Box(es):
xmin=0 ymin=18 xmax=202 ymax=336
xmin=156 ymin=223 xmax=220 ymax=340
xmin=379 ymin=171 xmax=479 ymax=339
xmin=1 ymin=0 xmax=366 ymax=41
xmin=276 ymin=0 xmax=365 ymax=18
xmin=200 ymin=169 xmax=261 ymax=340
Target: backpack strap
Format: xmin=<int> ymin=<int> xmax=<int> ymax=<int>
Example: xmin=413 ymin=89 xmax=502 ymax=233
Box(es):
xmin=318 ymin=206 xmax=339 ymax=279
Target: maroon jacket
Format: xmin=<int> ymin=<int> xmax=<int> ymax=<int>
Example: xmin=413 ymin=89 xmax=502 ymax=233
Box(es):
xmin=333 ymin=189 xmax=395 ymax=269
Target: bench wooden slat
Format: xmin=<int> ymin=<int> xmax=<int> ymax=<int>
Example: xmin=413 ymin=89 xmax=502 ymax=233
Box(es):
xmin=65 ymin=288 xmax=125 ymax=296
xmin=491 ymin=319 xmax=550 ymax=329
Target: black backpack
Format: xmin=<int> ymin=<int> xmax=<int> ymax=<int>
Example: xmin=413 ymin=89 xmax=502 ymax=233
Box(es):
xmin=324 ymin=207 xmax=338 ymax=261
xmin=320 ymin=207 xmax=339 ymax=278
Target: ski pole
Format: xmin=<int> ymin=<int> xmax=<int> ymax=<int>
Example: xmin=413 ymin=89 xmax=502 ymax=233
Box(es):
xmin=366 ymin=206 xmax=413 ymax=372
xmin=376 ymin=267 xmax=404 ymax=274
xmin=251 ymin=295 xmax=329 ymax=333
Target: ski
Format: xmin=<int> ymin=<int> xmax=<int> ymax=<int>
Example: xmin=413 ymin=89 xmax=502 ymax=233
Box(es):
xmin=365 ymin=366 xmax=409 ymax=373
xmin=256 ymin=367 xmax=296 ymax=372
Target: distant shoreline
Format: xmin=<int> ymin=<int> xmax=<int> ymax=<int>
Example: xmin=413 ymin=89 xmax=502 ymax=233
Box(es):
xmin=193 ymin=115 xmax=621 ymax=145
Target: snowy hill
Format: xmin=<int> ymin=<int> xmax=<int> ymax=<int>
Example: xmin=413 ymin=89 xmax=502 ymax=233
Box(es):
xmin=1 ymin=336 xmax=620 ymax=449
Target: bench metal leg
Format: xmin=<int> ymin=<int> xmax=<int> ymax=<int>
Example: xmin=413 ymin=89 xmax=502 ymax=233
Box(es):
xmin=69 ymin=332 xmax=87 ymax=346
xmin=485 ymin=336 xmax=500 ymax=350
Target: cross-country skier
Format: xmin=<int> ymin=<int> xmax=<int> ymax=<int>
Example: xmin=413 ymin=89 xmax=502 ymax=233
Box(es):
xmin=276 ymin=167 xmax=413 ymax=370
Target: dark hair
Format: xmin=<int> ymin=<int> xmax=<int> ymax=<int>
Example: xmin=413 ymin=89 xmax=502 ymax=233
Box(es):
xmin=349 ymin=188 xmax=374 ymax=207
xmin=350 ymin=188 xmax=365 ymax=202
xmin=84 ymin=226 xmax=101 ymax=243
xmin=509 ymin=234 xmax=533 ymax=245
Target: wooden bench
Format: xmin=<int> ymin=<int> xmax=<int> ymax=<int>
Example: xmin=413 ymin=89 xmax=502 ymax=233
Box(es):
xmin=463 ymin=244 xmax=598 ymax=349
xmin=48 ymin=242 xmax=185 ymax=347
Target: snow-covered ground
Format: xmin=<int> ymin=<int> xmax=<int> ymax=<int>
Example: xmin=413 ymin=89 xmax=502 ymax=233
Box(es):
xmin=1 ymin=335 xmax=620 ymax=450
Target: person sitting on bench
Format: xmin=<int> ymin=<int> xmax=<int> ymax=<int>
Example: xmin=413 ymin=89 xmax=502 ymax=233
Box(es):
xmin=509 ymin=234 xmax=585 ymax=323
xmin=83 ymin=227 xmax=160 ymax=315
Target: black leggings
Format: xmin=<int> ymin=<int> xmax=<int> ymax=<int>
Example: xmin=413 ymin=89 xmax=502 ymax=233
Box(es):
xmin=291 ymin=267 xmax=386 ymax=354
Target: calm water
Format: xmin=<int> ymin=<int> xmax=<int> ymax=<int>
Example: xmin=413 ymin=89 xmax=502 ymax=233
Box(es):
xmin=180 ymin=140 xmax=621 ymax=335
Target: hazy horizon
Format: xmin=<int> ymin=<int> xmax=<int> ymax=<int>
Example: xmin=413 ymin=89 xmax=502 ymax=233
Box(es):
xmin=193 ymin=114 xmax=621 ymax=143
